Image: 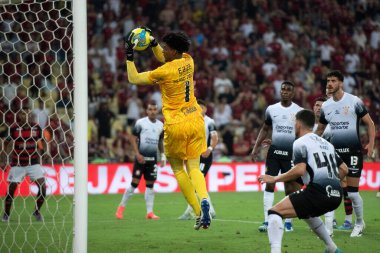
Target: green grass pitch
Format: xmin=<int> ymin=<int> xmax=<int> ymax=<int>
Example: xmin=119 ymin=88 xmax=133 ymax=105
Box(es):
xmin=1 ymin=191 xmax=380 ymax=252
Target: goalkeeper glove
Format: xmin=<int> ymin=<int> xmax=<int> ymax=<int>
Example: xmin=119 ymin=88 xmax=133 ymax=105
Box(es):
xmin=125 ymin=32 xmax=137 ymax=61
xmin=139 ymin=26 xmax=158 ymax=47
xmin=149 ymin=36 xmax=158 ymax=47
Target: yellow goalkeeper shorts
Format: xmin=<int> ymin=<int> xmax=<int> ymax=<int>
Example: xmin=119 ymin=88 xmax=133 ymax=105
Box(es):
xmin=164 ymin=114 xmax=207 ymax=160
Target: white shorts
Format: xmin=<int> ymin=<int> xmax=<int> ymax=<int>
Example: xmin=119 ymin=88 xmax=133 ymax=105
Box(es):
xmin=7 ymin=164 xmax=45 ymax=183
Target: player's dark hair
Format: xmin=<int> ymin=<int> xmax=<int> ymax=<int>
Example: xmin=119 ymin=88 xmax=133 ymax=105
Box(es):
xmin=314 ymin=96 xmax=327 ymax=104
xmin=295 ymin=109 xmax=315 ymax=129
xmin=281 ymin=81 xmax=295 ymax=88
xmin=163 ymin=32 xmax=190 ymax=53
xmin=326 ymin=70 xmax=344 ymax=82
xmin=197 ymin=99 xmax=206 ymax=107
xmin=146 ymin=100 xmax=157 ymax=109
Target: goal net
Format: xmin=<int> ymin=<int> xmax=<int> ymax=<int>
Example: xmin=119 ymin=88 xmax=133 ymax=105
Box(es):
xmin=0 ymin=1 xmax=74 ymax=252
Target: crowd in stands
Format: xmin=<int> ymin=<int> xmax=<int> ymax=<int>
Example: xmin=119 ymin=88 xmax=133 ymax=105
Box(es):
xmin=1 ymin=0 xmax=380 ymax=163
xmin=86 ymin=0 xmax=380 ymax=163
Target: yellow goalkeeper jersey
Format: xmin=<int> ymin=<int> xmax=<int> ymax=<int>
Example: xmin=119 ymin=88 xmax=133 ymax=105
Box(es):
xmin=148 ymin=53 xmax=202 ymax=125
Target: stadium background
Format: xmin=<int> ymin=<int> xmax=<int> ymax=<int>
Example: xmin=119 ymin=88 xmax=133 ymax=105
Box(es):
xmin=1 ymin=1 xmax=380 ymax=252
xmin=84 ymin=0 xmax=380 ymax=164
xmin=2 ymin=0 xmax=379 ymax=164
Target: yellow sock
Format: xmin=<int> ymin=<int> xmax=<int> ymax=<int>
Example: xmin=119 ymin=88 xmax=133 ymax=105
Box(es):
xmin=186 ymin=158 xmax=208 ymax=200
xmin=168 ymin=157 xmax=201 ymax=215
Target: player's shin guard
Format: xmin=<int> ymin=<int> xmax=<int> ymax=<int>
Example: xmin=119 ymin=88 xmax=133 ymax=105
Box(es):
xmin=343 ymin=187 xmax=353 ymax=221
xmin=267 ymin=211 xmax=283 ymax=253
xmin=145 ymin=186 xmax=155 ymax=214
xmin=120 ymin=186 xmax=136 ymax=206
xmin=324 ymin=211 xmax=334 ymax=236
xmin=186 ymin=159 xmax=208 ymax=200
xmin=348 ymin=190 xmax=363 ymax=225
xmin=264 ymin=190 xmax=275 ymax=222
xmin=305 ymin=217 xmax=337 ymax=253
xmin=170 ymin=158 xmax=201 ymax=215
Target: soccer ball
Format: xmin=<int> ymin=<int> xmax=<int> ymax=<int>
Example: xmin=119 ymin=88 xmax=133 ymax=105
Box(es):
xmin=130 ymin=27 xmax=151 ymax=51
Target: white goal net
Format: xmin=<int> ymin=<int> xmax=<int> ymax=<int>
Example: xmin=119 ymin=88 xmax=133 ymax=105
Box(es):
xmin=0 ymin=1 xmax=74 ymax=252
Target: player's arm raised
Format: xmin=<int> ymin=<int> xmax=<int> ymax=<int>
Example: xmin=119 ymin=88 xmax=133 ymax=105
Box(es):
xmin=125 ymin=32 xmax=154 ymax=85
xmin=149 ymin=36 xmax=165 ymax=63
xmin=361 ymin=113 xmax=376 ymax=158
xmin=138 ymin=26 xmax=165 ymax=63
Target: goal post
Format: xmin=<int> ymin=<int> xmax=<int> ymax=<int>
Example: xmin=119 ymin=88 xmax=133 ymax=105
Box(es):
xmin=73 ymin=0 xmax=88 ymax=252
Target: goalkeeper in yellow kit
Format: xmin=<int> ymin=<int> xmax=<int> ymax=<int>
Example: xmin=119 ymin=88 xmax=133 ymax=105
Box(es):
xmin=125 ymin=27 xmax=211 ymax=230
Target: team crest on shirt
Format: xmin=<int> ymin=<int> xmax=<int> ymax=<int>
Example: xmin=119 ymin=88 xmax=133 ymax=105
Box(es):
xmin=342 ymin=106 xmax=350 ymax=116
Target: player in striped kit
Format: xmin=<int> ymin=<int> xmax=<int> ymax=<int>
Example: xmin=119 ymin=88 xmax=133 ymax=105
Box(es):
xmin=315 ymin=70 xmax=376 ymax=237
xmin=116 ymin=101 xmax=164 ymax=220
xmin=259 ymin=109 xmax=347 ymax=253
xmin=313 ymin=96 xmax=336 ymax=236
xmin=1 ymin=104 xmax=46 ymax=222
xmin=251 ymin=81 xmax=303 ymax=232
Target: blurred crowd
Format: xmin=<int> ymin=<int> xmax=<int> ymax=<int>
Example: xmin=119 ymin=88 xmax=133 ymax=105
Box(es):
xmin=1 ymin=0 xmax=380 ymax=163
xmin=86 ymin=0 xmax=380 ymax=163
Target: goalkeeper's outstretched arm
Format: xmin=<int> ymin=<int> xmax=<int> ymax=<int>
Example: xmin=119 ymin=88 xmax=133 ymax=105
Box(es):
xmin=126 ymin=61 xmax=153 ymax=85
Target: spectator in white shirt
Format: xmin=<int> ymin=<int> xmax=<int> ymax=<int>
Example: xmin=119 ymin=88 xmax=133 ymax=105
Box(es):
xmin=370 ymin=25 xmax=380 ymax=49
xmin=343 ymin=72 xmax=357 ymax=94
xmin=262 ymin=57 xmax=278 ymax=77
xmin=239 ymin=17 xmax=255 ymax=38
xmin=32 ymin=99 xmax=50 ymax=129
xmin=213 ymin=97 xmax=232 ymax=129
xmin=213 ymin=71 xmax=234 ymax=98
xmin=318 ymin=39 xmax=335 ymax=67
xmin=344 ymin=47 xmax=360 ymax=75
xmin=352 ymin=27 xmax=367 ymax=50
xmin=263 ymin=26 xmax=275 ymax=45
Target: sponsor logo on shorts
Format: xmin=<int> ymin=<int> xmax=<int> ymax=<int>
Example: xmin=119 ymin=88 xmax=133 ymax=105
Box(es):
xmin=326 ymin=185 xmax=341 ymax=198
xmin=274 ymin=150 xmax=288 ymax=156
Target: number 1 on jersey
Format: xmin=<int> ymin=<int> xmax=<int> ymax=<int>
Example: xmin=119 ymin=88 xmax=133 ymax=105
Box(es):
xmin=185 ymin=80 xmax=190 ymax=102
